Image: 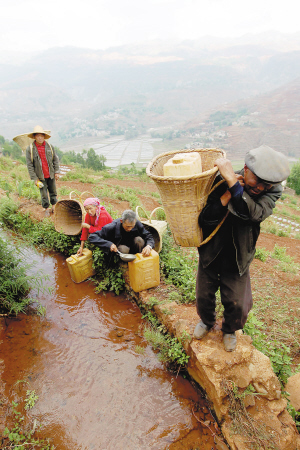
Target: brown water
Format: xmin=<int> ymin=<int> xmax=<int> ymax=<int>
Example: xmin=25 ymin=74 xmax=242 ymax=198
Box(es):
xmin=1 ymin=244 xmax=217 ymax=450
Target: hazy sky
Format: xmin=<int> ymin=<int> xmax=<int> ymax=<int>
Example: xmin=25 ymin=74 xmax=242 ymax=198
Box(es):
xmin=1 ymin=0 xmax=299 ymax=53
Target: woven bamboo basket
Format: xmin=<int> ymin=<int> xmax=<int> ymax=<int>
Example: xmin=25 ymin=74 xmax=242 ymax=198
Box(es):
xmin=54 ymin=191 xmax=93 ymax=235
xmin=136 ymin=206 xmax=168 ymax=253
xmin=146 ymin=148 xmax=226 ymax=247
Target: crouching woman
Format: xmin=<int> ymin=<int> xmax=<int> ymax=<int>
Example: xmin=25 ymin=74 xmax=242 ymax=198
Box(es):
xmin=77 ymin=198 xmax=113 ymax=256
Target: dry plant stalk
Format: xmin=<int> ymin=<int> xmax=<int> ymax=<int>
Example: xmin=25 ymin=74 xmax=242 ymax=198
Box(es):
xmin=222 ymin=380 xmax=279 ymax=450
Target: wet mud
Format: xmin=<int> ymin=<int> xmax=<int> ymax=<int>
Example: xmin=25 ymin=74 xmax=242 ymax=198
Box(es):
xmin=1 ymin=243 xmax=218 ymax=449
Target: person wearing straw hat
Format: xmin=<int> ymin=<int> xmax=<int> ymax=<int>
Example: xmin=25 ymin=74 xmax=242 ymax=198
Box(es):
xmin=77 ymin=197 xmax=113 ymax=256
xmin=25 ymin=125 xmax=60 ymax=217
xmin=193 ymin=145 xmax=290 ymax=352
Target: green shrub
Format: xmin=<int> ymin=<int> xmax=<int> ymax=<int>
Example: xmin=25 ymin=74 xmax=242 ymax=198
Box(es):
xmin=255 ymin=248 xmax=269 ymax=262
xmin=159 ymin=229 xmax=197 ymax=303
xmin=92 ymin=246 xmax=125 ymax=295
xmin=287 ymin=160 xmax=300 ymax=194
xmin=143 ymin=326 xmax=189 ymax=368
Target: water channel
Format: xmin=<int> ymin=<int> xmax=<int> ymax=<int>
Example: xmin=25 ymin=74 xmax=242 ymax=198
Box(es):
xmin=1 ymin=240 xmax=217 ymax=449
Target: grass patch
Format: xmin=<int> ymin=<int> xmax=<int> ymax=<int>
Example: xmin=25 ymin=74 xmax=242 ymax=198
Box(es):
xmin=244 ymin=312 xmax=292 ymax=385
xmin=271 ymin=244 xmax=300 ymax=274
xmin=159 ymin=228 xmax=198 ymax=303
xmin=0 ymin=235 xmax=50 ymax=315
xmin=3 ymin=388 xmax=54 ymax=449
xmin=58 ymin=186 xmax=74 ymax=196
xmin=255 ymin=247 xmax=269 ymax=262
xmin=143 ymin=326 xmax=189 ymax=369
xmin=94 ymin=184 xmax=141 ymax=210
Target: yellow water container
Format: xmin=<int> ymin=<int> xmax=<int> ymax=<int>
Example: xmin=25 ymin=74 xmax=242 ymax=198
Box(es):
xmin=163 ymin=152 xmax=202 ymax=177
xmin=66 ymin=248 xmax=96 ymax=283
xmin=128 ymin=249 xmax=160 ymax=292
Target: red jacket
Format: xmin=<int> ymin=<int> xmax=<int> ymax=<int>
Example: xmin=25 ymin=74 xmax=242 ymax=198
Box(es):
xmin=80 ymin=208 xmax=113 ymax=241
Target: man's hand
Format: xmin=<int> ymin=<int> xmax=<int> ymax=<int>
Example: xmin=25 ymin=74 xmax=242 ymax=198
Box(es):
xmin=236 ymin=174 xmax=245 ymax=187
xmin=82 ymin=223 xmax=90 ymax=230
xmin=77 ymin=247 xmax=83 ymax=256
xmin=34 ymin=179 xmax=40 ymax=186
xmin=55 ymin=173 xmax=59 ymax=181
xmin=110 ymin=244 xmax=118 ymax=252
xmin=220 ymin=190 xmax=231 ymax=206
xmin=142 ymin=245 xmax=152 ymax=257
xmin=214 ymin=158 xmax=237 ymax=188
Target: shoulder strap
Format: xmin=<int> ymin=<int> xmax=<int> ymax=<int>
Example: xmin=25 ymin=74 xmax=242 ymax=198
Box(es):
xmin=47 ymin=142 xmax=54 ymax=160
xmin=30 ymin=142 xmax=54 ymax=162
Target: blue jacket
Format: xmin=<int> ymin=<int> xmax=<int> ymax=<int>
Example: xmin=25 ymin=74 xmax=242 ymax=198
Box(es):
xmin=89 ymin=218 xmax=155 ymax=253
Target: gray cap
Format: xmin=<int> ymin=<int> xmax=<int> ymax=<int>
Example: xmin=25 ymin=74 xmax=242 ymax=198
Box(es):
xmin=245 ymin=145 xmax=290 ymax=184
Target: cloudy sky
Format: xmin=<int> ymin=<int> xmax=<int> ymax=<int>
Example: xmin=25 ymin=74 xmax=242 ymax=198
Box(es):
xmin=1 ymin=0 xmax=299 ymax=54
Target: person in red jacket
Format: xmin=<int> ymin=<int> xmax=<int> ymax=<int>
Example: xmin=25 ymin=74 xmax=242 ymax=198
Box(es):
xmin=77 ymin=197 xmax=113 ymax=256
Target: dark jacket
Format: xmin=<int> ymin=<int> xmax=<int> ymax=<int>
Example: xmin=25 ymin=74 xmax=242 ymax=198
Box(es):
xmin=88 ymin=219 xmax=155 ymax=253
xmin=199 ymin=170 xmax=282 ymax=275
xmin=26 ymin=142 xmax=60 ymax=181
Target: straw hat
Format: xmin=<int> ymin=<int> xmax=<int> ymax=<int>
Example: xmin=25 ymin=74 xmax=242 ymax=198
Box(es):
xmin=27 ymin=125 xmax=51 ymax=140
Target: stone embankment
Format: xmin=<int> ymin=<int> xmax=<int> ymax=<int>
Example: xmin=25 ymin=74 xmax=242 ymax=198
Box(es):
xmin=123 ymin=269 xmax=300 ymax=450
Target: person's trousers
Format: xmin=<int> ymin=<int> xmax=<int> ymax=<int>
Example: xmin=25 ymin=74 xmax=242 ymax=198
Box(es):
xmin=118 ymin=237 xmax=145 ymax=254
xmin=196 ymin=250 xmax=253 ymax=334
xmin=39 ymin=178 xmax=57 ymax=209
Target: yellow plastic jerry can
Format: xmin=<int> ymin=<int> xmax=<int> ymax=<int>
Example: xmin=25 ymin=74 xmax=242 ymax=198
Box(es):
xmin=128 ymin=249 xmax=160 ymax=292
xmin=66 ymin=248 xmax=96 ymax=283
xmin=163 ymin=152 xmax=202 ymax=177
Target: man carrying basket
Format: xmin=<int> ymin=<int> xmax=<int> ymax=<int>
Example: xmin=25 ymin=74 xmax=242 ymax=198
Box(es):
xmin=194 ymin=145 xmax=290 ymax=352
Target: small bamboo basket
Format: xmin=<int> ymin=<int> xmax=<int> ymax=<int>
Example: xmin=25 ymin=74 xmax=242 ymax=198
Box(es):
xmin=136 ymin=206 xmax=168 ymax=253
xmin=54 ymin=191 xmax=94 ymax=235
xmin=146 ymin=148 xmax=226 ymax=247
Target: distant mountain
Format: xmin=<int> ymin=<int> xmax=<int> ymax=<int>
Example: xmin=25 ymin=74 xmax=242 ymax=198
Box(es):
xmin=183 ymin=77 xmax=300 ymax=158
xmin=1 ymin=32 xmax=300 ymax=146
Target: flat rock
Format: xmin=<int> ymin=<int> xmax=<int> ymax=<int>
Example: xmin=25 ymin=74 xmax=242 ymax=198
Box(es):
xmin=286 ymin=372 xmax=300 ymax=411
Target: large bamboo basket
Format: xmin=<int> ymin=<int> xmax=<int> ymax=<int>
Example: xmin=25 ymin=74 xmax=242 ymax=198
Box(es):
xmin=12 ymin=133 xmax=51 ymax=152
xmin=146 ymin=148 xmax=226 ymax=247
xmin=54 ymin=191 xmax=93 ymax=235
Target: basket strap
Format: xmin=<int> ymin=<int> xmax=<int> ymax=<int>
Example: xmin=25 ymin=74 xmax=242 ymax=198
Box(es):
xmin=69 ymin=191 xmax=80 ymax=200
xmin=149 ymin=207 xmax=165 ymax=223
xmin=136 ymin=205 xmax=150 ymax=221
xmin=209 ymin=178 xmax=225 ymax=194
xmin=198 ymin=179 xmax=229 ymax=247
xmin=80 ymin=191 xmax=95 ymax=204
xmin=198 ymin=211 xmax=229 ymax=247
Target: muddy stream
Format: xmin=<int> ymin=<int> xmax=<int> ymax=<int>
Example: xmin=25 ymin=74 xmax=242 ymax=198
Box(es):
xmin=1 ymin=241 xmax=217 ymax=449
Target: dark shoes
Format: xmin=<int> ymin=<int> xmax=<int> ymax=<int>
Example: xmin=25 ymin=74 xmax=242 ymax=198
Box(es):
xmin=223 ymin=333 xmax=237 ymax=352
xmin=193 ymin=320 xmax=210 ymax=339
xmin=194 ymin=321 xmax=237 ymax=351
